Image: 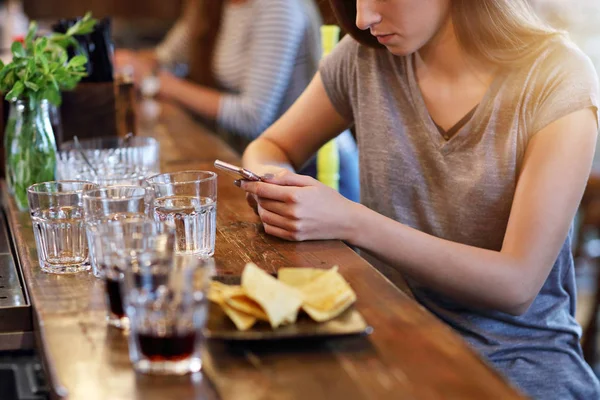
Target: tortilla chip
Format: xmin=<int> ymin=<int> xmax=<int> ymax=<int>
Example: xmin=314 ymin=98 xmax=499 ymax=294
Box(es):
xmin=208 ymin=281 xmax=257 ymax=331
xmin=226 ymin=294 xmax=269 ymax=321
xmin=208 ymin=281 xmax=243 ymax=302
xmin=221 ymin=302 xmax=257 ymax=331
xmin=300 ymin=268 xmax=356 ymax=312
xmin=303 ymin=296 xmax=355 ymax=322
xmin=277 ymin=267 xmax=331 ymax=288
xmin=242 ymin=263 xmax=303 ymax=328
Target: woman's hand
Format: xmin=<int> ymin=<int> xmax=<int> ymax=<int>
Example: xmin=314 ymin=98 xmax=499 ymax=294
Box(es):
xmin=238 ymin=165 xmax=290 ymax=215
xmin=238 ymin=170 xmax=359 ymax=242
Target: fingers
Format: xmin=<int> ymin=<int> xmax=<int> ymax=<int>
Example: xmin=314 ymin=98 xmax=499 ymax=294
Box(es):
xmin=256 ymin=198 xmax=299 ymax=219
xmin=263 ymin=223 xmax=303 ymax=242
xmin=262 ymin=169 xmax=316 ymax=187
xmin=245 ymin=193 xmax=259 ymax=215
xmin=240 ymin=180 xmax=301 ymax=203
xmin=257 ymin=205 xmax=299 ymax=233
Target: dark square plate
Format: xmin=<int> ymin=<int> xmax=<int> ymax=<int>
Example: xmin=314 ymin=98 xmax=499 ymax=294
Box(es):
xmin=203 ymin=275 xmax=373 ymax=341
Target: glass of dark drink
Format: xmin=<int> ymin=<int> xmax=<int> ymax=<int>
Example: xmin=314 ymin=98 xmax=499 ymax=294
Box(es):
xmin=98 ymin=219 xmax=174 ymax=329
xmin=121 ymin=252 xmax=213 ymax=375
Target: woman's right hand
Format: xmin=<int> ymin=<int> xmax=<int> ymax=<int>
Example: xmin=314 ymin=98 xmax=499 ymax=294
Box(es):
xmin=238 ymin=165 xmax=291 ymax=214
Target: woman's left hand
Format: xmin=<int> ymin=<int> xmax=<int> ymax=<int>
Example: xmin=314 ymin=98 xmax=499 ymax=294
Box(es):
xmin=239 ymin=170 xmax=359 ymax=242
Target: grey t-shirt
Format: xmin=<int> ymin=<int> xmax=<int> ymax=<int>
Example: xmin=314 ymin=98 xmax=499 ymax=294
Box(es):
xmin=320 ymin=35 xmax=600 ymax=399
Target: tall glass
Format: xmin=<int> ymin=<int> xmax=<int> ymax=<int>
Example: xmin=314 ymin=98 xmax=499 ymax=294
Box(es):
xmin=146 ymin=171 xmax=217 ymax=257
xmin=122 ymin=253 xmax=212 ymax=375
xmin=27 ymin=181 xmax=98 ymax=274
xmin=98 ymin=219 xmax=172 ymax=329
xmin=83 ymin=186 xmax=152 ymax=278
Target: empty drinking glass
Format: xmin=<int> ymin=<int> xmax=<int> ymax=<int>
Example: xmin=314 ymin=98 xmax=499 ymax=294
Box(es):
xmin=146 ymin=171 xmax=217 ymax=257
xmin=99 ymin=219 xmax=173 ymax=329
xmin=57 ymin=136 xmax=160 ymax=180
xmin=122 ymin=253 xmax=213 ymax=375
xmin=83 ymin=186 xmax=152 ymax=278
xmin=75 ymin=164 xmax=147 ymax=187
xmin=28 ymin=181 xmax=99 ymax=274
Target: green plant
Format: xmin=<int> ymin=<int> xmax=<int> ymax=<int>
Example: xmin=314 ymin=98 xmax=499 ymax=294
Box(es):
xmin=0 ymin=12 xmax=97 ymax=210
xmin=0 ymin=12 xmax=97 ymax=108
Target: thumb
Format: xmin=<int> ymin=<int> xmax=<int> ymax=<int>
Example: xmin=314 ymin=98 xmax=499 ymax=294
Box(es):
xmin=262 ymin=170 xmax=316 ymax=187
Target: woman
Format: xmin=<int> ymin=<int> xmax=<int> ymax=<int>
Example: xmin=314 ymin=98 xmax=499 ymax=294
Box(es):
xmin=238 ymin=0 xmax=600 ymax=398
xmin=117 ymin=0 xmax=359 ymax=201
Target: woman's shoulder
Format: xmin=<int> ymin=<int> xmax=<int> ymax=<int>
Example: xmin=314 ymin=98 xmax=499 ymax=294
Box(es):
xmin=524 ymin=37 xmax=598 ymax=88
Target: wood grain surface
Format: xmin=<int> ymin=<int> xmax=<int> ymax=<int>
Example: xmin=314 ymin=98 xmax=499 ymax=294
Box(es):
xmin=2 ymin=100 xmax=525 ymax=400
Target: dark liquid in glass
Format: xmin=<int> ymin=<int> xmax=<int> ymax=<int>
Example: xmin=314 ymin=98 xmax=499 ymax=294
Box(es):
xmin=137 ymin=332 xmax=196 ymax=361
xmin=105 ymin=277 xmax=125 ymax=318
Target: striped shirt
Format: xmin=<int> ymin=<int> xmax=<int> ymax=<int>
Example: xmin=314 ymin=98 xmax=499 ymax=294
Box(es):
xmin=157 ymin=0 xmax=321 ymax=139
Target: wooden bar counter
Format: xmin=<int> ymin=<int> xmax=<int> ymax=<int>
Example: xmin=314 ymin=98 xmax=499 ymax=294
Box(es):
xmin=3 ymin=100 xmax=525 ymax=400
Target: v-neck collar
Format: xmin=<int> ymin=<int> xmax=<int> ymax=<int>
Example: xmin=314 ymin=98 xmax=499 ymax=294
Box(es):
xmin=405 ymin=54 xmax=505 ymax=154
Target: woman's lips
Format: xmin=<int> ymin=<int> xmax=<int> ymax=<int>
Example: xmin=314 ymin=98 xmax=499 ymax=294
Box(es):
xmin=375 ymin=34 xmax=394 ymax=44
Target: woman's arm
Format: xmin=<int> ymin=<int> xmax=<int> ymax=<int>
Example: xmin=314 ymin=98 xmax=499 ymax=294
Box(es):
xmin=158 ymin=72 xmax=221 ymax=119
xmin=240 ymin=107 xmax=598 ymax=316
xmin=242 ymin=73 xmax=351 ymax=173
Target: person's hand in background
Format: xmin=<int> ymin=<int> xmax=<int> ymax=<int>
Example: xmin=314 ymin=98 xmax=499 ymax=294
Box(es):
xmin=114 ymin=48 xmax=158 ymax=88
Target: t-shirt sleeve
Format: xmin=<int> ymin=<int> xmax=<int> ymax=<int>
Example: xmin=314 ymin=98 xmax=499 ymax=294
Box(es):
xmin=318 ymin=34 xmax=360 ymax=122
xmin=528 ymin=42 xmax=600 ymax=136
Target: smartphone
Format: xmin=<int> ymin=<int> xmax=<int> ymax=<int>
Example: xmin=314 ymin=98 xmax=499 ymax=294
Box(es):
xmin=214 ymin=160 xmax=262 ymax=181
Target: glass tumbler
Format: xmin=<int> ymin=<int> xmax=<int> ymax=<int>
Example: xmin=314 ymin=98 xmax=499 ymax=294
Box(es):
xmin=75 ymin=164 xmax=147 ymax=187
xmin=146 ymin=171 xmax=217 ymax=257
xmin=83 ymin=186 xmax=152 ymax=278
xmin=27 ymin=181 xmax=99 ymax=274
xmin=58 ymin=136 xmax=160 ymax=180
xmin=98 ymin=219 xmax=173 ymax=329
xmin=122 ymin=253 xmax=213 ymax=375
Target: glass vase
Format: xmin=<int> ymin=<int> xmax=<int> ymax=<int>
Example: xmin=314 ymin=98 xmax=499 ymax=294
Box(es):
xmin=5 ymin=99 xmax=58 ymax=211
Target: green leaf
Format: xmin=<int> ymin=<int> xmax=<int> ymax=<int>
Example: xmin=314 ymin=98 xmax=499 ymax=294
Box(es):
xmin=43 ymin=86 xmax=61 ymax=106
xmin=34 ymin=37 xmax=48 ymax=54
xmin=49 ymin=75 xmax=59 ymax=91
xmin=24 ymin=81 xmax=39 ymax=91
xmin=39 ymin=55 xmax=49 ymax=74
xmin=6 ymin=80 xmax=24 ymax=100
xmin=3 ymin=69 xmax=16 ymax=88
xmin=67 ymin=55 xmax=87 ymax=68
xmin=11 ymin=42 xmax=26 ymax=58
xmin=66 ymin=13 xmax=97 ymax=36
xmin=25 ymin=21 xmax=37 ymax=48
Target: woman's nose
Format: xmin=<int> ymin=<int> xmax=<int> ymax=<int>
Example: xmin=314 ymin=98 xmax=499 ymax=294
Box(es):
xmin=355 ymin=0 xmax=382 ymax=31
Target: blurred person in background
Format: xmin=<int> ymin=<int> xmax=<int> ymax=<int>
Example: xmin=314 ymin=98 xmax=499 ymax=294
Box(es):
xmin=116 ymin=0 xmax=359 ymax=201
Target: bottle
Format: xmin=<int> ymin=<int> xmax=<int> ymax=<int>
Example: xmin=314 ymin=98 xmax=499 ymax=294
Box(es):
xmin=316 ymin=25 xmax=340 ymax=191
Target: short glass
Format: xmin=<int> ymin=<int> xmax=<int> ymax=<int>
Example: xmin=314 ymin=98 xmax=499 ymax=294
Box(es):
xmin=98 ymin=219 xmax=173 ymax=329
xmin=122 ymin=253 xmax=213 ymax=375
xmin=57 ymin=136 xmax=160 ymax=180
xmin=75 ymin=164 xmax=147 ymax=187
xmin=146 ymin=171 xmax=217 ymax=257
xmin=83 ymin=186 xmax=152 ymax=278
xmin=27 ymin=181 xmax=98 ymax=274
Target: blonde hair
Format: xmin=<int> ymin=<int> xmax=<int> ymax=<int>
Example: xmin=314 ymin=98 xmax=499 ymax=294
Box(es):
xmin=452 ymin=0 xmax=565 ymax=65
xmin=330 ymin=0 xmax=565 ymax=66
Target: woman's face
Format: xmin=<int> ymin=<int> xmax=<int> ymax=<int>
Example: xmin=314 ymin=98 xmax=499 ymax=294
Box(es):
xmin=356 ymin=0 xmax=451 ymax=56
